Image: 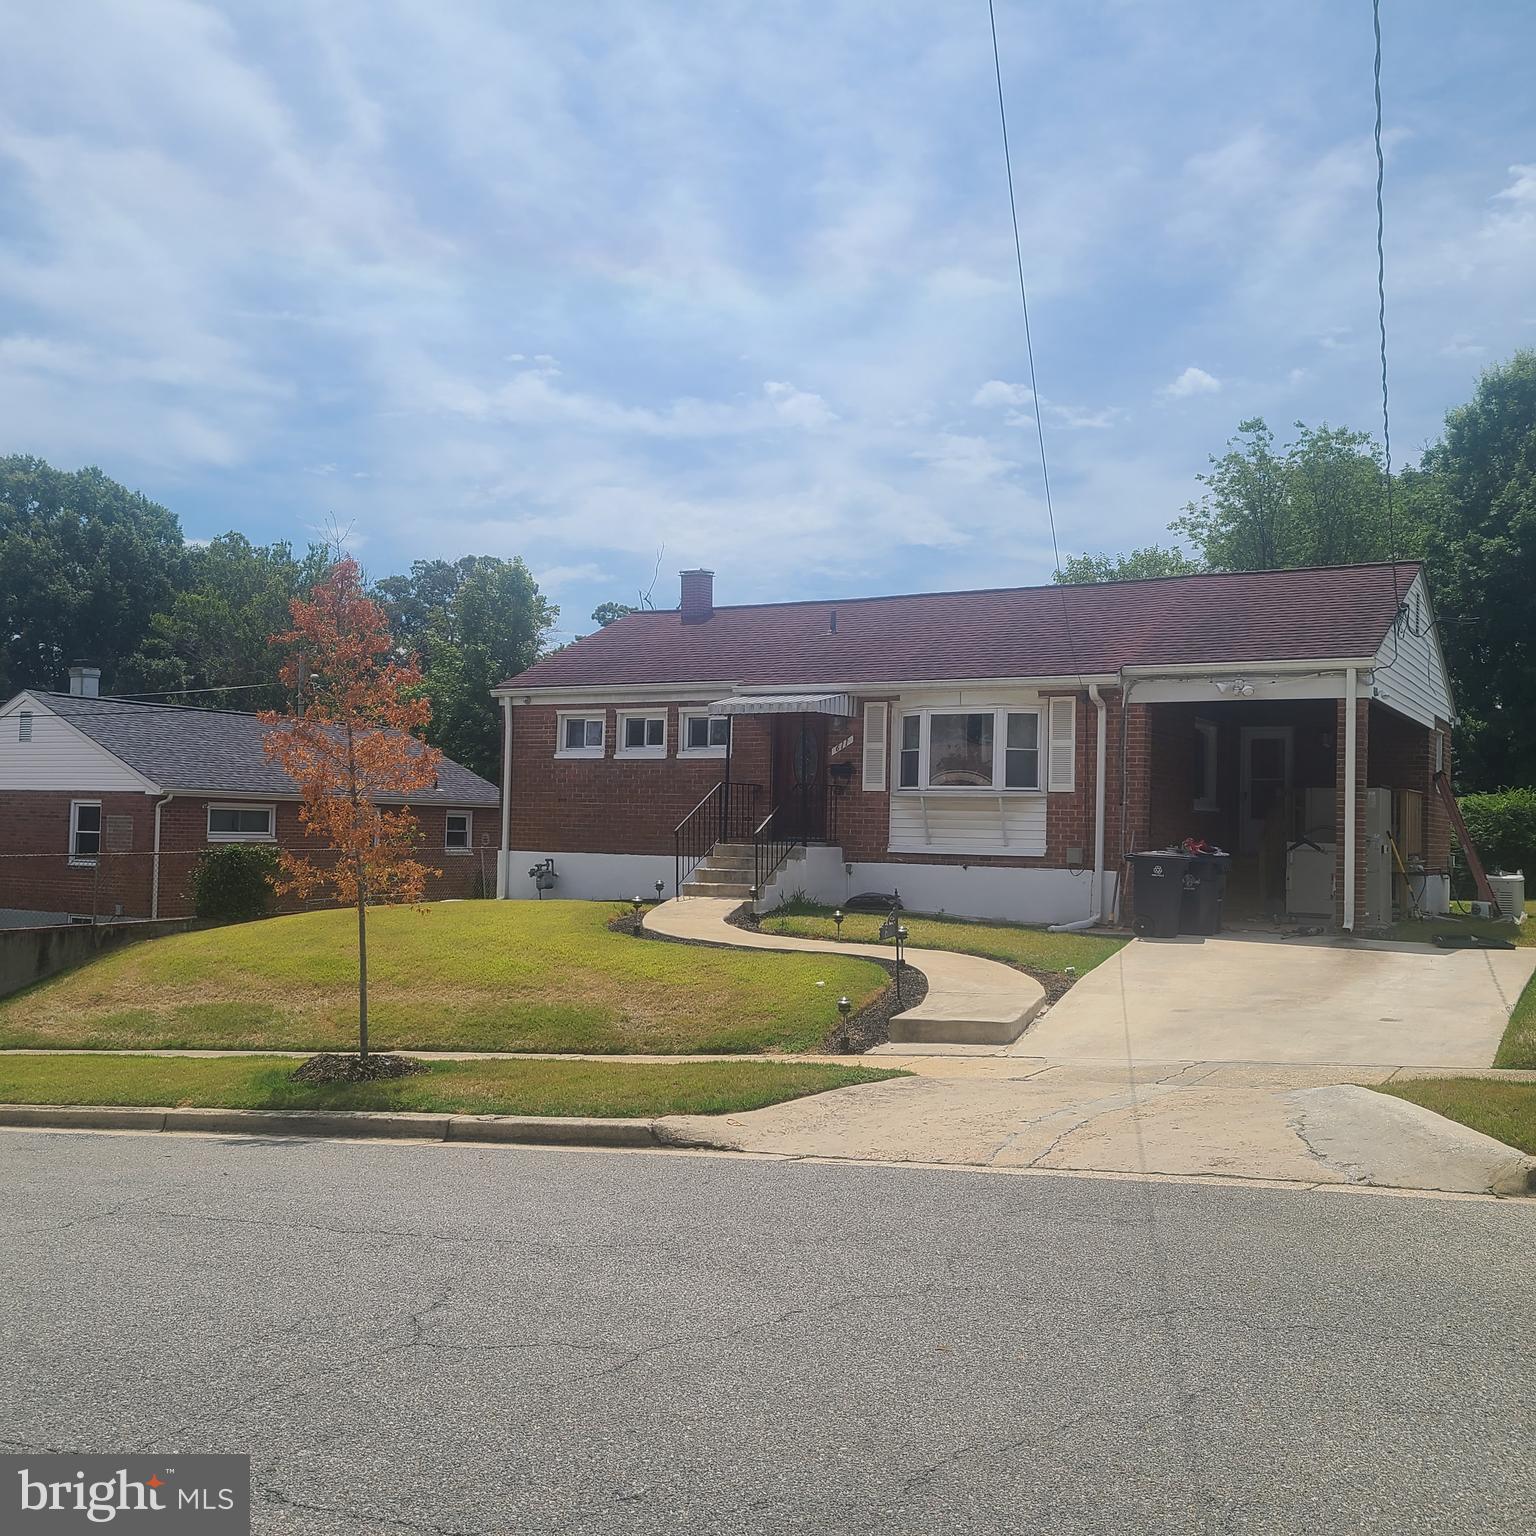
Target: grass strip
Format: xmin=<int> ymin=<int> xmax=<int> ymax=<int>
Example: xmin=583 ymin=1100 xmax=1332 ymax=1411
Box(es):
xmin=1374 ymin=1076 xmax=1536 ymax=1156
xmin=0 ymin=1053 xmax=905 ymax=1119
xmin=758 ymin=901 xmax=1125 ymax=975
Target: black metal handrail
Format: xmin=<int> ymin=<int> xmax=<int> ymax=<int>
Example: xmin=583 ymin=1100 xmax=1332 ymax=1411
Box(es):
xmin=753 ymin=804 xmax=802 ymax=896
xmin=674 ymin=781 xmax=760 ymax=896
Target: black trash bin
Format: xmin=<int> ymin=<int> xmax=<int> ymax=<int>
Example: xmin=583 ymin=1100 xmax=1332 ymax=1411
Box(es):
xmin=1180 ymin=852 xmax=1230 ymax=935
xmin=1129 ymin=851 xmax=1190 ymax=938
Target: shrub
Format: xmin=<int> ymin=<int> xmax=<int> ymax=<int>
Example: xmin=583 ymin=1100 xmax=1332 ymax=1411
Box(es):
xmin=191 ymin=843 xmax=280 ymax=922
xmin=1458 ymin=788 xmax=1536 ymax=876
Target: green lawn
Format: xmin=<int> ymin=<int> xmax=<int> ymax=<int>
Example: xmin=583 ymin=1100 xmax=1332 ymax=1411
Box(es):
xmin=0 ymin=902 xmax=888 ymax=1055
xmin=758 ymin=901 xmax=1125 ymax=975
xmin=1494 ymin=970 xmax=1536 ymax=1070
xmin=1373 ymin=1077 xmax=1536 ymax=1157
xmin=1389 ymin=899 xmax=1535 ymax=950
xmin=0 ymin=1053 xmax=903 ymax=1119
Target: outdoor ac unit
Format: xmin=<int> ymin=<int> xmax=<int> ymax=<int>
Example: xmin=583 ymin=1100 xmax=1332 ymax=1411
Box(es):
xmin=1487 ymin=872 xmax=1526 ymax=923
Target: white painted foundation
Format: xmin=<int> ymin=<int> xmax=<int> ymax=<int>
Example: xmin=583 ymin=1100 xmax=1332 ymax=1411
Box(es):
xmin=756 ymin=845 xmax=1117 ymax=926
xmin=499 ymin=850 xmax=679 ymax=903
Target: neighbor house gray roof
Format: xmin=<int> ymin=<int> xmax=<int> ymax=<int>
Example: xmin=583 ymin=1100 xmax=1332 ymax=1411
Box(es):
xmin=33 ymin=693 xmax=500 ymax=806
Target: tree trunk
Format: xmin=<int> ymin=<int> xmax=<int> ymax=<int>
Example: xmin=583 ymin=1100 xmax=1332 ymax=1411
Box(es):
xmin=356 ymin=858 xmax=369 ymax=1059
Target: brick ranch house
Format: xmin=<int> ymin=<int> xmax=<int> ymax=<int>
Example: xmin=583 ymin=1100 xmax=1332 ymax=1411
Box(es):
xmin=0 ymin=670 xmax=500 ymax=926
xmin=492 ymin=564 xmax=1456 ymax=932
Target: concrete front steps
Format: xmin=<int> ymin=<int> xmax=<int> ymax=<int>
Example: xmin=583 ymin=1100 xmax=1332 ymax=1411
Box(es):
xmin=681 ymin=842 xmax=805 ymax=899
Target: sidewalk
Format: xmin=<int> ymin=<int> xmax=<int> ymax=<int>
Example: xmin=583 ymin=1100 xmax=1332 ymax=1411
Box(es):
xmin=643 ymin=895 xmax=1044 ymax=1044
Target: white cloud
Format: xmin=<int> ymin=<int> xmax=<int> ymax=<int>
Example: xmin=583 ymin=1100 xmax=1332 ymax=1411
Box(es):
xmin=973 ymin=379 xmax=1034 ymax=408
xmin=1161 ymin=366 xmax=1222 ymax=399
xmin=763 ymin=381 xmax=837 ymax=429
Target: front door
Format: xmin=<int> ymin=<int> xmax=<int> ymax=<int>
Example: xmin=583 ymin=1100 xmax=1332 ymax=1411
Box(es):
xmin=1238 ymin=726 xmax=1294 ymax=855
xmin=772 ymin=715 xmax=826 ymax=840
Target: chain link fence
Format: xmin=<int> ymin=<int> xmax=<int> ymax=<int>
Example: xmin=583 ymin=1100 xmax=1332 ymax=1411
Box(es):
xmin=0 ymin=845 xmax=499 ymax=927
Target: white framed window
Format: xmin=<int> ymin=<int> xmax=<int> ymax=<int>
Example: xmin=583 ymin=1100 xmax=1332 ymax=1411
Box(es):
xmin=679 ymin=709 xmax=730 ymax=756
xmin=69 ymin=800 xmax=102 ymax=864
xmin=445 ymin=810 xmax=472 ymax=852
xmin=556 ymin=712 xmax=605 ymax=758
xmin=616 ymin=710 xmax=667 ymax=759
xmin=207 ymin=803 xmax=276 ymax=842
xmin=1194 ymin=719 xmax=1220 ymax=811
xmin=894 ymin=708 xmax=1044 ymax=792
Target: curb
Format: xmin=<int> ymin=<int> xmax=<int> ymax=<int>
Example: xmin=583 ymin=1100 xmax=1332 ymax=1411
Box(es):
xmin=0 ymin=1103 xmax=665 ymax=1149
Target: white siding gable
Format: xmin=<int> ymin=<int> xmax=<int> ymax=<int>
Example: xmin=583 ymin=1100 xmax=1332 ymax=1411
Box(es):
xmin=0 ymin=693 xmax=157 ymax=792
xmin=1372 ymin=573 xmax=1454 ymax=728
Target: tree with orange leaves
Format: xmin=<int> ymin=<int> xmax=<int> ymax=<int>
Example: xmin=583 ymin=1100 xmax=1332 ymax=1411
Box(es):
xmin=261 ymin=557 xmax=443 ymax=1060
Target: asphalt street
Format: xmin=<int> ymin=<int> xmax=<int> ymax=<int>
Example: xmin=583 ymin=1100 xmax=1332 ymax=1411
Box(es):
xmin=2 ymin=1130 xmax=1532 ymax=1535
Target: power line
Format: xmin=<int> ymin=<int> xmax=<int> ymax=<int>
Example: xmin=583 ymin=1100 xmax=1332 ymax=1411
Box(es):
xmin=986 ymin=0 xmax=1084 ymax=687
xmin=1372 ymin=0 xmax=1403 ymax=614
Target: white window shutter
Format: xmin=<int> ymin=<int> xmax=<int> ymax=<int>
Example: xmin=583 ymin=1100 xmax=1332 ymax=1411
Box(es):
xmin=862 ymin=702 xmax=888 ymax=790
xmin=1047 ymin=697 xmax=1076 ymax=792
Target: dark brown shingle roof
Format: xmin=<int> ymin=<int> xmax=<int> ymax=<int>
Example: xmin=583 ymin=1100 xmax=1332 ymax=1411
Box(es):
xmin=503 ymin=562 xmax=1420 ymax=690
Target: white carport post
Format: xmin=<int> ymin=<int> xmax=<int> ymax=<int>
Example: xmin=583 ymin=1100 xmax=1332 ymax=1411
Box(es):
xmin=1343 ymin=666 xmax=1357 ymax=932
xmin=498 ymin=695 xmax=513 ymax=898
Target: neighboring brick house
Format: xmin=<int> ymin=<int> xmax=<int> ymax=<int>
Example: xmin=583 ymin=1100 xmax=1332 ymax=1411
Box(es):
xmin=492 ymin=564 xmax=1457 ymax=932
xmin=0 ymin=671 xmax=500 ymax=926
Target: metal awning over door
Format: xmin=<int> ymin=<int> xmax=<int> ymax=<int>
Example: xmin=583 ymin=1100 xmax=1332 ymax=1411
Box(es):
xmin=708 ymin=692 xmax=852 ymax=717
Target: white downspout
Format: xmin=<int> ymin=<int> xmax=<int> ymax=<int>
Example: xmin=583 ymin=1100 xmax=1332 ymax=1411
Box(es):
xmin=151 ymin=792 xmax=174 ymax=920
xmin=498 ymin=696 xmax=513 ymax=899
xmin=1050 ymin=684 xmax=1107 ymax=932
xmin=1342 ymin=666 xmax=1358 ymax=932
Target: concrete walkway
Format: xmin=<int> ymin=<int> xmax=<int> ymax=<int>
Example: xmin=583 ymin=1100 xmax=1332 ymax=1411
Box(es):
xmin=1022 ymin=932 xmax=1536 ymax=1069
xmin=643 ymin=895 xmax=1045 ymax=1045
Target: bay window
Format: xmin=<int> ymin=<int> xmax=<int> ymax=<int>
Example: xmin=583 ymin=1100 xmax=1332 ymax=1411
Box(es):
xmin=895 ymin=708 xmax=1043 ymax=792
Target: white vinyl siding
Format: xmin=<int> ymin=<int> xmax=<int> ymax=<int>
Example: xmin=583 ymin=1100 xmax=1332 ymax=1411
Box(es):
xmin=1046 ymin=697 xmax=1075 ymax=792
xmin=1372 ymin=572 xmax=1454 ymax=729
xmin=0 ymin=694 xmax=154 ymax=791
xmin=889 ymin=792 xmax=1047 ymax=856
xmin=861 ymin=702 xmax=888 ymax=790
xmin=207 ymin=804 xmax=276 ymax=841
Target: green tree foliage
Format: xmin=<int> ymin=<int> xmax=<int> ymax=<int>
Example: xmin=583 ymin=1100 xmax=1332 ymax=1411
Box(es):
xmin=1170 ymin=419 xmax=1410 ymax=571
xmin=1053 ymin=545 xmax=1201 ymax=584
xmin=1457 ymin=789 xmax=1536 ymax=878
xmin=375 ymin=556 xmax=557 ymax=781
xmin=0 ymin=455 xmax=184 ymax=696
xmin=1415 ymin=350 xmax=1536 ymax=788
xmin=119 ymin=533 xmax=331 ymax=711
xmin=591 ymin=600 xmax=638 ymax=627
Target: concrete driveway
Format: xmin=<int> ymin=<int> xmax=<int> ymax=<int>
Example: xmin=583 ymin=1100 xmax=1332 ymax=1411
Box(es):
xmin=1022 ymin=933 xmax=1536 ymax=1069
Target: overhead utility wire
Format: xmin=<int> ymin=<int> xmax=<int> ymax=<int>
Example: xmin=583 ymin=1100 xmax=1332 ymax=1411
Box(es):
xmin=1372 ymin=0 xmax=1403 ymax=616
xmin=986 ymin=0 xmax=1084 ymax=688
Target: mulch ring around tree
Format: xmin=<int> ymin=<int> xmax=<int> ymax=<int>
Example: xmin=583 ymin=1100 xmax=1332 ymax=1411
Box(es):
xmin=606 ymin=905 xmax=926 ymax=1055
xmin=290 ymin=1052 xmax=429 ymax=1084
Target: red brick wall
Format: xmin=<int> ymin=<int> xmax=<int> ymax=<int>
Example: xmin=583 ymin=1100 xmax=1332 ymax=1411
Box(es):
xmin=508 ymin=703 xmax=773 ymax=856
xmin=0 ymin=792 xmax=493 ymax=920
xmin=510 ymin=691 xmax=1115 ymax=872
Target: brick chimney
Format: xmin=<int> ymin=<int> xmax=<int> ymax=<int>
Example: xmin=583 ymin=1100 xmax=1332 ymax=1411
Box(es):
xmin=68 ymin=664 xmax=101 ymax=698
xmin=679 ymin=568 xmax=715 ymax=624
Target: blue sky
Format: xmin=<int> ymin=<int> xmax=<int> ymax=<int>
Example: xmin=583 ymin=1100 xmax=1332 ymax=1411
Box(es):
xmin=2 ymin=2 xmax=1533 ymax=640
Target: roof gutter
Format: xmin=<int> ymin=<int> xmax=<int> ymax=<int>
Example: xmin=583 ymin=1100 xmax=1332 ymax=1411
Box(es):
xmin=494 ymin=672 xmax=1120 ymax=702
